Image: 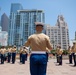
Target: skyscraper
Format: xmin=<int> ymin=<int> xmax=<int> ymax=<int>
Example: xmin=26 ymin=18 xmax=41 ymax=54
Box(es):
xmin=1 ymin=13 xmax=9 ymax=32
xmin=8 ymin=3 xmax=23 ymax=46
xmin=0 ymin=20 xmax=1 ymax=26
xmin=8 ymin=3 xmax=45 ymax=47
xmin=15 ymin=9 xmax=45 ymax=46
xmin=46 ymin=15 xmax=69 ymax=50
xmin=0 ymin=26 xmax=8 ymax=46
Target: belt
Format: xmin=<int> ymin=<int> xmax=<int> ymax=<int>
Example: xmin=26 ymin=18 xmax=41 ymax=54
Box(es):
xmin=31 ymin=51 xmax=46 ymax=54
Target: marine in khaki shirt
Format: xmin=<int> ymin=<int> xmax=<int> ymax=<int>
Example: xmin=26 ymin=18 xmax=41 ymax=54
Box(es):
xmin=72 ymin=42 xmax=76 ymax=53
xmin=24 ymin=22 xmax=52 ymax=75
xmin=68 ymin=46 xmax=73 ymax=64
xmin=1 ymin=46 xmax=7 ymax=54
xmin=56 ymin=46 xmax=63 ymax=55
xmin=58 ymin=48 xmax=63 ymax=55
xmin=11 ymin=45 xmax=17 ymax=64
xmin=8 ymin=46 xmax=12 ymax=52
xmin=22 ymin=46 xmax=27 ymax=54
xmin=55 ymin=46 xmax=60 ymax=63
xmin=57 ymin=46 xmax=63 ymax=65
xmin=72 ymin=41 xmax=76 ymax=66
xmin=0 ymin=46 xmax=7 ymax=64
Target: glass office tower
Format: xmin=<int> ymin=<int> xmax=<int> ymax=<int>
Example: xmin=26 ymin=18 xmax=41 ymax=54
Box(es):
xmin=8 ymin=3 xmax=45 ymax=47
xmin=8 ymin=3 xmax=23 ymax=46
xmin=15 ymin=9 xmax=45 ymax=46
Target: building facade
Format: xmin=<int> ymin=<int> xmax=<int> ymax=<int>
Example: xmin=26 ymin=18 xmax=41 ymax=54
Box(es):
xmin=1 ymin=13 xmax=9 ymax=32
xmin=46 ymin=15 xmax=69 ymax=50
xmin=8 ymin=3 xmax=23 ymax=46
xmin=0 ymin=20 xmax=1 ymax=26
xmin=8 ymin=3 xmax=45 ymax=47
xmin=0 ymin=26 xmax=8 ymax=46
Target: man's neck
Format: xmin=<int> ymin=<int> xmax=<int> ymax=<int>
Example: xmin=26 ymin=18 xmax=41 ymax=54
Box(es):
xmin=36 ymin=31 xmax=42 ymax=34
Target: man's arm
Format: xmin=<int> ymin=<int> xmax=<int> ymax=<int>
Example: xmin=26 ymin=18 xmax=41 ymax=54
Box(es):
xmin=24 ymin=36 xmax=31 ymax=47
xmin=46 ymin=36 xmax=53 ymax=50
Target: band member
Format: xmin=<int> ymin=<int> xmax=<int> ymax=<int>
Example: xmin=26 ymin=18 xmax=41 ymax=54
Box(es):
xmin=11 ymin=45 xmax=17 ymax=64
xmin=56 ymin=46 xmax=60 ymax=63
xmin=68 ymin=46 xmax=72 ymax=64
xmin=19 ymin=46 xmax=23 ymax=63
xmin=72 ymin=41 xmax=76 ymax=66
xmin=22 ymin=46 xmax=27 ymax=64
xmin=7 ymin=46 xmax=12 ymax=63
xmin=0 ymin=46 xmax=7 ymax=64
xmin=24 ymin=22 xmax=52 ymax=75
xmin=57 ymin=46 xmax=63 ymax=65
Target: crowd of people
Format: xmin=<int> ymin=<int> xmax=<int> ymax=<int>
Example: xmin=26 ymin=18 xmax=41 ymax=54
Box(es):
xmin=0 ymin=45 xmax=28 ymax=64
xmin=0 ymin=42 xmax=76 ymax=67
xmin=55 ymin=41 xmax=76 ymax=67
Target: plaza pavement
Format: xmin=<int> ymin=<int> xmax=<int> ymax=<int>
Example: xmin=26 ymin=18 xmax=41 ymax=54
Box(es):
xmin=0 ymin=57 xmax=76 ymax=75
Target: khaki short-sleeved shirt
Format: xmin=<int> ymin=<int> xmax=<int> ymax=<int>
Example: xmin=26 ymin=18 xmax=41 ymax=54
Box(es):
xmin=22 ymin=49 xmax=27 ymax=54
xmin=11 ymin=48 xmax=16 ymax=53
xmin=8 ymin=48 xmax=12 ymax=53
xmin=25 ymin=33 xmax=52 ymax=51
xmin=72 ymin=45 xmax=76 ymax=53
xmin=1 ymin=48 xmax=6 ymax=54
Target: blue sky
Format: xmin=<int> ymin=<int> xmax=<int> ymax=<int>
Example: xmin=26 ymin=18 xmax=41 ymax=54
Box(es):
xmin=0 ymin=0 xmax=76 ymax=43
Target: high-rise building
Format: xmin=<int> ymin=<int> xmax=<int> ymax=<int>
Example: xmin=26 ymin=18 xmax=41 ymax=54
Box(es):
xmin=15 ymin=9 xmax=45 ymax=47
xmin=0 ymin=26 xmax=2 ymax=31
xmin=0 ymin=26 xmax=8 ymax=46
xmin=1 ymin=13 xmax=9 ymax=32
xmin=46 ymin=15 xmax=69 ymax=50
xmin=8 ymin=3 xmax=45 ymax=47
xmin=8 ymin=3 xmax=23 ymax=46
xmin=0 ymin=20 xmax=1 ymax=26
